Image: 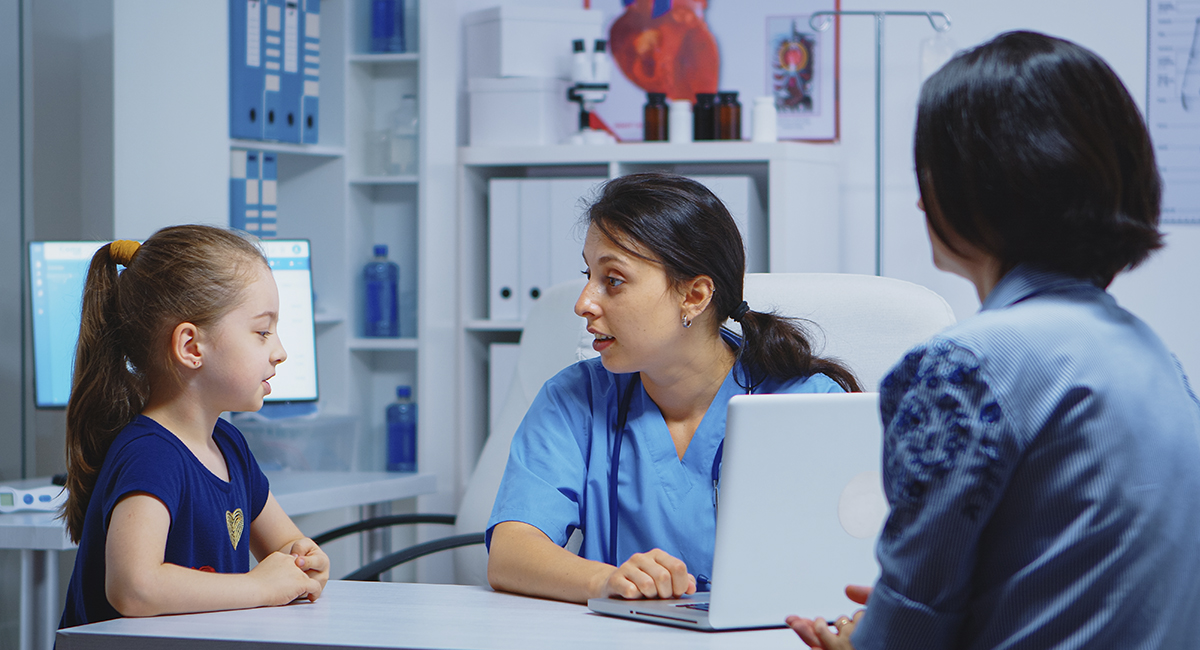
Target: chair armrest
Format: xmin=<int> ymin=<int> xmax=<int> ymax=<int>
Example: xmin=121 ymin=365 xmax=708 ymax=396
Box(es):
xmin=343 ymin=533 xmax=487 ymax=581
xmin=311 ymin=513 xmax=457 ymax=546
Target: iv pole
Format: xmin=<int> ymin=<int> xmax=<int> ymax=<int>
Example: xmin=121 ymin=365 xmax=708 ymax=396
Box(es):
xmin=809 ymin=10 xmax=951 ymax=276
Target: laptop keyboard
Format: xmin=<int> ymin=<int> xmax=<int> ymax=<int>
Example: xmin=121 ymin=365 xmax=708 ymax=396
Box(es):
xmin=675 ymin=602 xmax=710 ymax=611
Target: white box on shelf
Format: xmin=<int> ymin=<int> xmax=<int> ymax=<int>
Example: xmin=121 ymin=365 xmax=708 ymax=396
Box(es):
xmin=468 ymin=77 xmax=574 ymax=147
xmin=463 ymin=6 xmax=603 ymax=80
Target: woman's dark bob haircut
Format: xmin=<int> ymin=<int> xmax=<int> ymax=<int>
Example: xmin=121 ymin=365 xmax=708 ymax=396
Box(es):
xmin=915 ymin=31 xmax=1163 ymax=288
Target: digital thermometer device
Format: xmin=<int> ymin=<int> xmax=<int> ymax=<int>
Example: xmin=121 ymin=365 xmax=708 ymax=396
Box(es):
xmin=0 ymin=485 xmax=67 ymax=513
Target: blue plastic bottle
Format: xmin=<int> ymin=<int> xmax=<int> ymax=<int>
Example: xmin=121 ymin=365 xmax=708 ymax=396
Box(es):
xmin=370 ymin=0 xmax=405 ymax=53
xmin=386 ymin=386 xmax=417 ymax=472
xmin=363 ymin=244 xmax=399 ymax=337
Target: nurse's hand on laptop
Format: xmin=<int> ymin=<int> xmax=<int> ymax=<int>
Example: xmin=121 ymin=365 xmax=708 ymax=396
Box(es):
xmin=602 ymin=548 xmax=697 ymax=599
xmin=785 ymin=584 xmax=871 ymax=649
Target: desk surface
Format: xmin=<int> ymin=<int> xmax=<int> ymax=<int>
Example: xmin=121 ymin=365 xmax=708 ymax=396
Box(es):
xmin=56 ymin=581 xmax=806 ymax=650
xmin=0 ymin=471 xmax=437 ymax=551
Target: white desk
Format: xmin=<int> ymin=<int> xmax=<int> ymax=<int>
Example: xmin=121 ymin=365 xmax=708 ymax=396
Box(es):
xmin=56 ymin=581 xmax=806 ymax=649
xmin=0 ymin=471 xmax=437 ymax=650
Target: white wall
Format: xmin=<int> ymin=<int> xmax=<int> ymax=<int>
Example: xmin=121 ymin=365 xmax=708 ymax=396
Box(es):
xmin=833 ymin=0 xmax=1198 ymax=380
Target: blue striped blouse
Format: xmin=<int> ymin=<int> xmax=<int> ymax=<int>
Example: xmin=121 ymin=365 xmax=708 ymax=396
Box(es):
xmin=852 ymin=264 xmax=1200 ymax=650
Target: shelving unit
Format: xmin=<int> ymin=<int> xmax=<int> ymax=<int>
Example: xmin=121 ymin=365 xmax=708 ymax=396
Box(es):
xmin=456 ymin=140 xmax=841 ymax=479
xmin=224 ymin=0 xmax=460 ymax=582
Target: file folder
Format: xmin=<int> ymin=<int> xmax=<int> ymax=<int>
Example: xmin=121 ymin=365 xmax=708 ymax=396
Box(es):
xmin=488 ymin=179 xmax=521 ymax=321
xmin=263 ymin=0 xmax=287 ymax=141
xmin=301 ymin=0 xmax=320 ymax=144
xmin=230 ymin=150 xmax=263 ymax=232
xmin=548 ymin=178 xmax=604 ymax=288
xmin=271 ymin=0 xmax=303 ymax=143
xmin=518 ymin=180 xmax=551 ymax=321
xmin=260 ymin=152 xmax=279 ymax=237
xmin=230 ymin=0 xmax=266 ymax=139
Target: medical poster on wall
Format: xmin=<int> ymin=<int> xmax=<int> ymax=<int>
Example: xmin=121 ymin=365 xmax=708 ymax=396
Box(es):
xmin=1148 ymin=1 xmax=1200 ymax=224
xmin=587 ymin=0 xmax=840 ymax=142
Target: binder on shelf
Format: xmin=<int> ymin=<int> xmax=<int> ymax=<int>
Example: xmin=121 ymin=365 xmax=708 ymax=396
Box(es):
xmin=301 ymin=0 xmax=320 ymax=144
xmin=488 ymin=179 xmax=521 ymax=321
xmin=274 ymin=0 xmax=303 ymax=143
xmin=230 ymin=149 xmax=250 ymax=231
xmin=230 ymin=150 xmax=263 ymax=233
xmin=548 ymin=178 xmax=604 ymax=289
xmin=263 ymin=0 xmax=286 ymax=142
xmin=230 ymin=0 xmax=265 ymax=139
xmin=260 ymin=152 xmax=279 ymax=237
xmin=518 ymin=181 xmax=551 ymax=321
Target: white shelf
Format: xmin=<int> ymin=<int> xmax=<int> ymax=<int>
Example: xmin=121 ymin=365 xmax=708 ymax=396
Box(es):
xmin=230 ymin=139 xmax=345 ymax=157
xmin=465 ymin=319 xmax=523 ymax=333
xmin=350 ymin=175 xmax=420 ymax=185
xmin=349 ymin=337 xmax=420 ymax=351
xmin=348 ymin=52 xmax=420 ymax=64
xmin=459 ymin=141 xmax=840 ymax=167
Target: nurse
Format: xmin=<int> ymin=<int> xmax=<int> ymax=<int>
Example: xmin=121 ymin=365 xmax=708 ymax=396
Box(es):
xmin=487 ymin=172 xmax=860 ymax=604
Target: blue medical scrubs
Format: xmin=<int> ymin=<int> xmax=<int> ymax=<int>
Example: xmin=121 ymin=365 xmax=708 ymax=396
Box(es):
xmin=487 ymin=352 xmax=842 ymax=582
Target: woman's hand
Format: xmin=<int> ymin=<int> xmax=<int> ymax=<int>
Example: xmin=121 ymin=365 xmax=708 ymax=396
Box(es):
xmin=283 ymin=537 xmax=330 ymax=600
xmin=785 ymin=584 xmax=871 ymax=649
xmin=600 ymin=548 xmax=696 ymax=599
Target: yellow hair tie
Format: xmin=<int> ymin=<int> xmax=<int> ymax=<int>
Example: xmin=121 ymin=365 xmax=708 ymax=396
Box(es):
xmin=109 ymin=240 xmax=141 ymax=267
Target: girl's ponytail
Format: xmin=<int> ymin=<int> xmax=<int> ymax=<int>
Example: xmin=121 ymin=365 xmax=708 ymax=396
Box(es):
xmin=63 ymin=243 xmax=149 ymax=543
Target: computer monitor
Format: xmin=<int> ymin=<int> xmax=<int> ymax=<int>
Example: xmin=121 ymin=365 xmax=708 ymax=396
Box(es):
xmin=29 ymin=239 xmax=319 ymax=408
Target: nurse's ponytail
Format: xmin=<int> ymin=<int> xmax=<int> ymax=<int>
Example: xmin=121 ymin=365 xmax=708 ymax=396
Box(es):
xmin=584 ymin=172 xmax=861 ymax=392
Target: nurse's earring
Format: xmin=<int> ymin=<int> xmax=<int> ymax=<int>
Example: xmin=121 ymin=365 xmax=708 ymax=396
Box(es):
xmin=682 ymin=314 xmax=692 ymax=329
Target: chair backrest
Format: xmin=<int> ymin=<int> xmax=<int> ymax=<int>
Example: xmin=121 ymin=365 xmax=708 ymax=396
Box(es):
xmin=452 ymin=273 xmax=956 ymax=584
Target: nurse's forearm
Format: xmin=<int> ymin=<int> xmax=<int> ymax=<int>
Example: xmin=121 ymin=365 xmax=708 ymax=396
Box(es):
xmin=487 ymin=521 xmax=612 ymax=604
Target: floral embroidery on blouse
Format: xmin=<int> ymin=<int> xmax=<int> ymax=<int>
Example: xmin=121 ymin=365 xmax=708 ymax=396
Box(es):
xmin=879 ymin=340 xmax=1009 ymax=539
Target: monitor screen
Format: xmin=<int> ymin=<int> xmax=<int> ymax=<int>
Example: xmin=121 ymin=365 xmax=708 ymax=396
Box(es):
xmin=29 ymin=239 xmax=319 ymax=408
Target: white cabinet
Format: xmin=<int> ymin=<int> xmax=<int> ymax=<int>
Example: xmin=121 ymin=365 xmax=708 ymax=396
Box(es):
xmin=457 ymin=141 xmax=840 ymax=472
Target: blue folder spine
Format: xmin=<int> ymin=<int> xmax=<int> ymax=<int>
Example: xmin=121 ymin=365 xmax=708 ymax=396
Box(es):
xmin=301 ymin=0 xmax=320 ymax=144
xmin=230 ymin=0 xmax=266 ymax=139
xmin=260 ymin=152 xmax=279 ymax=237
xmin=262 ymin=0 xmax=285 ymax=142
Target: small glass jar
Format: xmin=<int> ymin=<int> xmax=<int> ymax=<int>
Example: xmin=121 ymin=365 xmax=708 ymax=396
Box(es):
xmin=693 ymin=92 xmax=717 ymax=141
xmin=643 ymin=92 xmax=669 ymax=141
xmin=717 ymin=91 xmax=742 ymax=140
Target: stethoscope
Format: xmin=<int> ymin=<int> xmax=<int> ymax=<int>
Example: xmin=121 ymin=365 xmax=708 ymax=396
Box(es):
xmin=606 ymin=352 xmax=756 ymax=591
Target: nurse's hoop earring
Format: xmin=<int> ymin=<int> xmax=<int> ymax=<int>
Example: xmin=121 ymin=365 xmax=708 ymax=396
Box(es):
xmin=682 ymin=314 xmax=692 ymax=329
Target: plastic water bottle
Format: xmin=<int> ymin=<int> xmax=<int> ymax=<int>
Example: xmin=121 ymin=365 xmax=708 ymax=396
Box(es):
xmin=363 ymin=244 xmax=399 ymax=337
xmin=370 ymin=0 xmax=405 ymax=53
xmin=386 ymin=386 xmax=417 ymax=472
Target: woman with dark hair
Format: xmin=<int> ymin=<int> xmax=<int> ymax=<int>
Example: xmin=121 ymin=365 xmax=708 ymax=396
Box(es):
xmin=789 ymin=31 xmax=1200 ymax=649
xmin=487 ymin=172 xmax=860 ymax=603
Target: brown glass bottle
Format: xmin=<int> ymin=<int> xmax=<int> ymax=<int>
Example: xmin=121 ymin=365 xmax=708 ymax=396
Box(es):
xmin=717 ymin=91 xmax=742 ymax=140
xmin=644 ymin=92 xmax=669 ymax=141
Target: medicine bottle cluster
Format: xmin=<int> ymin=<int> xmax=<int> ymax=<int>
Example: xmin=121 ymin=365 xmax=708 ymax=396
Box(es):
xmin=643 ymin=91 xmax=743 ymax=142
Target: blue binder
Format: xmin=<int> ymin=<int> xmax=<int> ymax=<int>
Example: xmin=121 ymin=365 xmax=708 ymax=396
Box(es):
xmin=230 ymin=0 xmax=265 ymax=139
xmin=301 ymin=0 xmax=320 ymax=144
xmin=263 ymin=0 xmax=286 ymax=142
xmin=230 ymin=149 xmax=261 ymax=232
xmin=269 ymin=0 xmax=303 ymax=143
xmin=260 ymin=152 xmax=279 ymax=237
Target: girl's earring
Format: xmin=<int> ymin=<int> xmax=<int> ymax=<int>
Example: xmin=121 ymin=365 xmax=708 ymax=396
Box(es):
xmin=682 ymin=314 xmax=692 ymax=329
xmin=193 ymin=360 xmax=201 ymax=368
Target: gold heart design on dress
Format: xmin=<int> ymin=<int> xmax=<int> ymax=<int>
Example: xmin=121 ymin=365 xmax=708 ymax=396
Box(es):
xmin=226 ymin=508 xmax=244 ymax=550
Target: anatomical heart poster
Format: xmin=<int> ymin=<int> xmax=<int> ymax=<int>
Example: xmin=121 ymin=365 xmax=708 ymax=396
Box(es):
xmin=590 ymin=0 xmax=839 ymax=142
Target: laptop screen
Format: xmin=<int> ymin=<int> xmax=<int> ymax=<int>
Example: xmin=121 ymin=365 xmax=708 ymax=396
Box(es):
xmin=29 ymin=239 xmax=318 ymax=408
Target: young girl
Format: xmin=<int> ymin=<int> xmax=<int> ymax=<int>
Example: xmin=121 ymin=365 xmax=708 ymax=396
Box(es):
xmin=788 ymin=31 xmax=1200 ymax=649
xmin=59 ymin=225 xmax=329 ymax=628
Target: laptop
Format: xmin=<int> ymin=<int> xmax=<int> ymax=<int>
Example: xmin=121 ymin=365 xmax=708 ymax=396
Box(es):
xmin=588 ymin=392 xmax=888 ymax=631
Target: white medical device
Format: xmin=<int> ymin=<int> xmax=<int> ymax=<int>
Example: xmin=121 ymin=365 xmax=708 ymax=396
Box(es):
xmin=0 ymin=485 xmax=68 ymax=513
